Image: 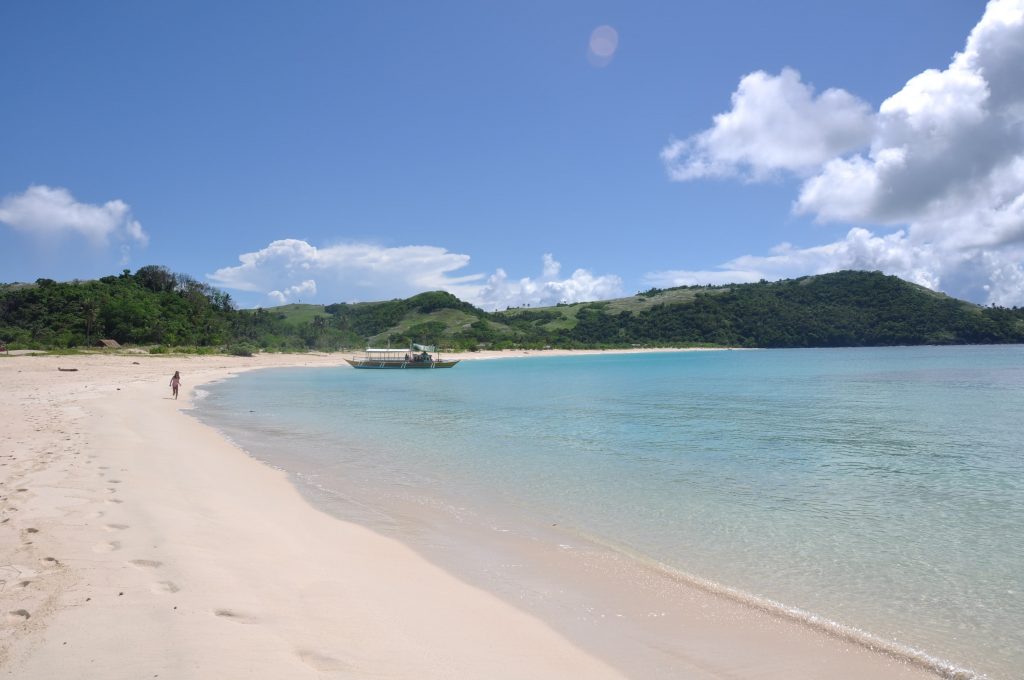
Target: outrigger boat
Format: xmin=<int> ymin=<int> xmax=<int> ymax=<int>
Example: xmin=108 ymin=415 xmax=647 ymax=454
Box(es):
xmin=345 ymin=344 xmax=459 ymax=369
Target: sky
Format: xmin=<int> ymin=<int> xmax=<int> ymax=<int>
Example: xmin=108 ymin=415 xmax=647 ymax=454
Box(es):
xmin=2 ymin=0 xmax=1022 ymax=310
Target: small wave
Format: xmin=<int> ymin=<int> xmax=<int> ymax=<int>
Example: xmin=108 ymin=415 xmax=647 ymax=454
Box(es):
xmin=567 ymin=529 xmax=982 ymax=680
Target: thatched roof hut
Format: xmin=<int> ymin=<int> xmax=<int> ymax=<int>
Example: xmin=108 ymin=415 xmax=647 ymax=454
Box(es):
xmin=96 ymin=339 xmax=121 ymax=349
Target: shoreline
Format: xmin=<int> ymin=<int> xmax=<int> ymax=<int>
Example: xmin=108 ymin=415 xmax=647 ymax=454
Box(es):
xmin=442 ymin=346 xmax=744 ymax=361
xmin=198 ymin=363 xmax=973 ymax=680
xmin=1 ymin=352 xmax=946 ymax=678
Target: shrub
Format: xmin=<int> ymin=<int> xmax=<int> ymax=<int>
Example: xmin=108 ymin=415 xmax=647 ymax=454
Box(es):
xmin=226 ymin=343 xmax=257 ymax=357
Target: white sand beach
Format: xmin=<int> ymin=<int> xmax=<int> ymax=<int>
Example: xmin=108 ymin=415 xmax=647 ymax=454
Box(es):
xmin=1 ymin=351 xmax=938 ymax=679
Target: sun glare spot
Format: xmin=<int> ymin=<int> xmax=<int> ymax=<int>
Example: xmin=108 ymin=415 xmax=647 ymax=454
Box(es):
xmin=587 ymin=25 xmax=618 ymax=67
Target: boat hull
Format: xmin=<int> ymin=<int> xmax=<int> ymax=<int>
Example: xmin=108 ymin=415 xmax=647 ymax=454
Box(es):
xmin=345 ymin=359 xmax=460 ymax=369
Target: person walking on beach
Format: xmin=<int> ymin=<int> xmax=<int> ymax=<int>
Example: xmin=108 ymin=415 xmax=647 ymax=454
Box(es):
xmin=169 ymin=371 xmax=182 ymax=400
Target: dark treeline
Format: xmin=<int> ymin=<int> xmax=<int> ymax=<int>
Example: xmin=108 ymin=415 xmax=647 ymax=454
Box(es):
xmin=0 ymin=269 xmax=479 ymax=352
xmin=0 ymin=266 xmax=347 ymax=352
xmin=1 ymin=267 xmax=235 ymax=349
xmin=2 ymin=267 xmax=1022 ymax=352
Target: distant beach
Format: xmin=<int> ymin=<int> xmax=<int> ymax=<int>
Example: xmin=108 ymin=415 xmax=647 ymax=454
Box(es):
xmin=3 ymin=349 xmax=1005 ymax=678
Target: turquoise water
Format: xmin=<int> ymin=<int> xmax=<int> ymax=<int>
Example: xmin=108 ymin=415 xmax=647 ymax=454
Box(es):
xmin=196 ymin=346 xmax=1024 ymax=678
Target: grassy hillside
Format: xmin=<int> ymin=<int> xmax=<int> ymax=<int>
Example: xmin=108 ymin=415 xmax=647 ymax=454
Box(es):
xmin=265 ymin=303 xmax=329 ymax=326
xmin=496 ymin=286 xmax=731 ymax=334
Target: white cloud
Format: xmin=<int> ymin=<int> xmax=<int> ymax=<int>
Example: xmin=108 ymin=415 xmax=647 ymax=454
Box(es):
xmin=268 ymin=279 xmax=317 ymax=305
xmin=661 ymin=68 xmax=873 ymax=181
xmin=662 ymin=0 xmax=1024 ymax=306
xmin=475 ymin=253 xmax=623 ymax=310
xmin=208 ymin=239 xmax=480 ymax=301
xmin=209 ymin=240 xmax=621 ymax=310
xmin=794 ymin=0 xmax=1024 ymax=229
xmin=646 ymin=227 xmax=1024 ymax=307
xmin=647 ymin=228 xmax=939 ymax=289
xmin=0 ymin=185 xmax=149 ymax=247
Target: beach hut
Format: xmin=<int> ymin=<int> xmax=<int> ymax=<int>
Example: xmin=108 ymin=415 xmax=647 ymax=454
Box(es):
xmin=96 ymin=339 xmax=121 ymax=349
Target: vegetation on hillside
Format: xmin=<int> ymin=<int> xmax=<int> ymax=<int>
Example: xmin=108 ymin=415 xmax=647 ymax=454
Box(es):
xmin=1 ymin=267 xmax=234 ymax=349
xmin=553 ymin=272 xmax=1024 ymax=347
xmin=1 ymin=267 xmax=1022 ymax=352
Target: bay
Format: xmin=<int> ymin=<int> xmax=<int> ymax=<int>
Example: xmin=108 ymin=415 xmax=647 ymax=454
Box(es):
xmin=196 ymin=346 xmax=1024 ymax=679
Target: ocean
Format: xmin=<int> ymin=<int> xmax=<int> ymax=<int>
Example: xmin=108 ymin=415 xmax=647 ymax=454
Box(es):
xmin=194 ymin=346 xmax=1024 ymax=679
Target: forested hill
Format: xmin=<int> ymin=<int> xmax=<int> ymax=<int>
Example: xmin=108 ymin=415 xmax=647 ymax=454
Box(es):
xmin=537 ymin=271 xmax=1024 ymax=347
xmin=1 ymin=268 xmax=1022 ymax=351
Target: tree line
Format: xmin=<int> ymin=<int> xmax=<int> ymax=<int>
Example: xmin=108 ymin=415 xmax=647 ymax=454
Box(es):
xmin=2 ymin=267 xmax=1022 ymax=352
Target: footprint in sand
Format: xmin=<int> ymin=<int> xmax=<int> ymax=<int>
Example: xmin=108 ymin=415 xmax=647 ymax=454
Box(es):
xmin=151 ymin=581 xmax=180 ymax=594
xmin=108 ymin=480 xmax=121 ymax=484
xmin=213 ymin=608 xmax=258 ymax=624
xmin=7 ymin=609 xmax=30 ymax=623
xmin=129 ymin=559 xmax=163 ymax=569
xmin=296 ymin=649 xmax=352 ymax=672
xmin=93 ymin=541 xmax=121 ymax=553
xmin=105 ymin=524 xmax=129 ymax=531
xmin=25 ymin=528 xmax=38 ymax=534
xmin=105 ymin=499 xmax=123 ymax=505
xmin=39 ymin=557 xmax=60 ymax=567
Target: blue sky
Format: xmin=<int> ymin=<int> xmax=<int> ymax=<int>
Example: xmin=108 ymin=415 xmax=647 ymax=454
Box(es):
xmin=3 ymin=1 xmax=1021 ymax=309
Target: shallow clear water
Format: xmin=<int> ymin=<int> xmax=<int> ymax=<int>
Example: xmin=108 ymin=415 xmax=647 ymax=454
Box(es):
xmin=197 ymin=346 xmax=1024 ymax=678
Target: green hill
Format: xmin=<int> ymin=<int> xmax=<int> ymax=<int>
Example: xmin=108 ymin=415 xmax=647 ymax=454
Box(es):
xmin=526 ymin=272 xmax=1023 ymax=348
xmin=1 ymin=267 xmax=1022 ymax=351
xmin=308 ymin=271 xmax=1023 ymax=349
xmin=264 ymin=303 xmax=329 ymax=326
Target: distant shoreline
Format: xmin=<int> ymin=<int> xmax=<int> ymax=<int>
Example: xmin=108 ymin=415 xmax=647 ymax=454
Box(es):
xmin=440 ymin=346 xmax=742 ymax=361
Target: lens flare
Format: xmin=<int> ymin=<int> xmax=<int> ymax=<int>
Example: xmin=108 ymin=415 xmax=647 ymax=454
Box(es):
xmin=587 ymin=25 xmax=618 ymax=67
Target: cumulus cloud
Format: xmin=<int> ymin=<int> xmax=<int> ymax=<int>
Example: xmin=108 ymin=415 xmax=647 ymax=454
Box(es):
xmin=661 ymin=68 xmax=874 ymax=180
xmin=475 ymin=253 xmax=623 ymax=310
xmin=661 ymin=0 xmax=1024 ymax=306
xmin=209 ymin=240 xmax=621 ymax=309
xmin=795 ymin=0 xmax=1024 ymax=229
xmin=0 ymin=185 xmax=149 ymax=247
xmin=268 ymin=279 xmax=317 ymax=305
xmin=209 ymin=239 xmax=479 ymax=301
xmin=647 ymin=228 xmax=940 ymax=289
xmin=647 ymin=227 xmax=1024 ymax=307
